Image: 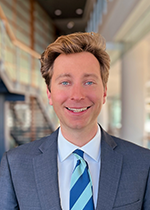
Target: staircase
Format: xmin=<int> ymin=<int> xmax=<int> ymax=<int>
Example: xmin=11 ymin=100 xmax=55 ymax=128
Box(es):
xmin=0 ymin=6 xmax=58 ymax=150
xmin=9 ymin=98 xmax=54 ymax=146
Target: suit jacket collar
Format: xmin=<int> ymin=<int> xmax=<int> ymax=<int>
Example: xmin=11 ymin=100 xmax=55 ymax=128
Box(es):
xmin=33 ymin=126 xmax=123 ymax=210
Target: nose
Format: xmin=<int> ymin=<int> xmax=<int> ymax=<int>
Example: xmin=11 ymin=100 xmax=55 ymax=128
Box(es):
xmin=70 ymin=84 xmax=85 ymax=101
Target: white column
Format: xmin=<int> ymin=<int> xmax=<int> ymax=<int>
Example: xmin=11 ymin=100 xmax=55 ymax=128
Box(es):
xmin=120 ymin=40 xmax=148 ymax=146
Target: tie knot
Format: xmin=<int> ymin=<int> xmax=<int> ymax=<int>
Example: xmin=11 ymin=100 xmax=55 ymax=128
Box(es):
xmin=73 ymin=149 xmax=84 ymax=158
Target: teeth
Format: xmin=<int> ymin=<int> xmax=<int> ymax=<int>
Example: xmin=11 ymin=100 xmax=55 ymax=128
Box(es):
xmin=67 ymin=107 xmax=88 ymax=112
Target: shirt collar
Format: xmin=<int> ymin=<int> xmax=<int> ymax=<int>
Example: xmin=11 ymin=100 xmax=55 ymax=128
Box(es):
xmin=58 ymin=125 xmax=101 ymax=162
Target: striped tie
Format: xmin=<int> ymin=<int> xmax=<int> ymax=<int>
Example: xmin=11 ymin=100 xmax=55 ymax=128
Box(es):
xmin=70 ymin=149 xmax=95 ymax=210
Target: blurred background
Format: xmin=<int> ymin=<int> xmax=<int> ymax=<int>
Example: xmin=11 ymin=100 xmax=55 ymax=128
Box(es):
xmin=0 ymin=0 xmax=150 ymax=160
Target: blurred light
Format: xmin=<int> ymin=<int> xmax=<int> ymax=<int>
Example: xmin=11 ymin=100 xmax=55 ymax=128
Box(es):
xmin=76 ymin=8 xmax=83 ymax=15
xmin=67 ymin=21 xmax=74 ymax=29
xmin=145 ymin=122 xmax=150 ymax=132
xmin=54 ymin=9 xmax=62 ymax=16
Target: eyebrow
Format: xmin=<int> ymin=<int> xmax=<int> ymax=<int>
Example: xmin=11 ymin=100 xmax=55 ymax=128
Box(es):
xmin=83 ymin=74 xmax=99 ymax=79
xmin=55 ymin=74 xmax=72 ymax=81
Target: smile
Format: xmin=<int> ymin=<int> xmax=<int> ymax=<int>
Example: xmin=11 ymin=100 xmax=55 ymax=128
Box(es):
xmin=66 ymin=106 xmax=91 ymax=112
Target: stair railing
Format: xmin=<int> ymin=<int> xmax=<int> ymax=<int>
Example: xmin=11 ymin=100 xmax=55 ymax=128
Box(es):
xmin=0 ymin=5 xmax=48 ymax=105
xmin=0 ymin=6 xmax=59 ymax=130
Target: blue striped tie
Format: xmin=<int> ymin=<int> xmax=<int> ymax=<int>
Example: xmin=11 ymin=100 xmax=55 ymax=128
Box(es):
xmin=70 ymin=149 xmax=95 ymax=210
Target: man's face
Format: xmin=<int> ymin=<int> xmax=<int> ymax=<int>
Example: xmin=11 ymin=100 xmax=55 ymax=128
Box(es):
xmin=47 ymin=52 xmax=107 ymax=133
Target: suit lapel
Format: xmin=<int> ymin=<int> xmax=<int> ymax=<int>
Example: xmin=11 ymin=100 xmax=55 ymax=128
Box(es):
xmin=96 ymin=128 xmax=123 ymax=210
xmin=33 ymin=129 xmax=62 ymax=210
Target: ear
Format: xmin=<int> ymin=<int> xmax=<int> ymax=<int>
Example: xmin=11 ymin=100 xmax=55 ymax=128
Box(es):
xmin=47 ymin=87 xmax=53 ymax=105
xmin=103 ymin=86 xmax=107 ymax=104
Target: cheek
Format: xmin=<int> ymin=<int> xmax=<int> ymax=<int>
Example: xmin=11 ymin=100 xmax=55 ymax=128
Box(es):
xmin=90 ymin=90 xmax=103 ymax=101
xmin=51 ymin=90 xmax=68 ymax=106
xmin=92 ymin=95 xmax=105 ymax=110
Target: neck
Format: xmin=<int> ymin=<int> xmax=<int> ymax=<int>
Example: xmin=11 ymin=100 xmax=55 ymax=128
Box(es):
xmin=60 ymin=124 xmax=98 ymax=147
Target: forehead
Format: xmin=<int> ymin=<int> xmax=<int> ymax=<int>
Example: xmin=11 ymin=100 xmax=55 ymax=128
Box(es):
xmin=53 ymin=52 xmax=100 ymax=75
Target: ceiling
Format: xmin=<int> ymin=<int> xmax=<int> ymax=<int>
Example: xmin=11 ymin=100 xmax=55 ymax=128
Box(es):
xmin=36 ymin=0 xmax=95 ymax=36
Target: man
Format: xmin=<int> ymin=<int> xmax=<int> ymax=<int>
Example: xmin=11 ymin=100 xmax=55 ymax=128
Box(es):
xmin=0 ymin=32 xmax=150 ymax=210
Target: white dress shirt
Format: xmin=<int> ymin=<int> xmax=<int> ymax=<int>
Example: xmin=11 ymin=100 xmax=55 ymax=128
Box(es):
xmin=57 ymin=125 xmax=101 ymax=210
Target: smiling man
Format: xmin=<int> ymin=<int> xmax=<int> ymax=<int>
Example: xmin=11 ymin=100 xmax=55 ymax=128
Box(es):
xmin=47 ymin=52 xmax=107 ymax=146
xmin=0 ymin=32 xmax=150 ymax=210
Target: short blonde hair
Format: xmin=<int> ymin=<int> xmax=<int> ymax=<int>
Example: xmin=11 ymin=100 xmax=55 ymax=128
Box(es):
xmin=40 ymin=32 xmax=110 ymax=90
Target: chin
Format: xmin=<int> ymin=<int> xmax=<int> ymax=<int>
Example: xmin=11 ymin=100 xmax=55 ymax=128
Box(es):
xmin=68 ymin=123 xmax=88 ymax=130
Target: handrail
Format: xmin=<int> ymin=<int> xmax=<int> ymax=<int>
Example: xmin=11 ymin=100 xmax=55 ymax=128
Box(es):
xmin=0 ymin=6 xmax=40 ymax=59
xmin=0 ymin=5 xmax=58 ymax=132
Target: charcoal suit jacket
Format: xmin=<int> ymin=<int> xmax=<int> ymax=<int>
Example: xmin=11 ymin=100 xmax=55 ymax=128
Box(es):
xmin=0 ymin=126 xmax=150 ymax=210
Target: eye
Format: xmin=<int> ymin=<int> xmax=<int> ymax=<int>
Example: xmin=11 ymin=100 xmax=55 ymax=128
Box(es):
xmin=85 ymin=81 xmax=94 ymax=85
xmin=61 ymin=81 xmax=70 ymax=86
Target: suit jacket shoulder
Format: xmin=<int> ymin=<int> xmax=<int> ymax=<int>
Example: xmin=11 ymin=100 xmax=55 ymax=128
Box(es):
xmin=0 ymin=128 xmax=61 ymax=210
xmin=6 ymin=128 xmax=59 ymax=159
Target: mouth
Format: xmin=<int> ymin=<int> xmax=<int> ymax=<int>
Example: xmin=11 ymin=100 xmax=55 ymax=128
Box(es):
xmin=66 ymin=106 xmax=91 ymax=113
